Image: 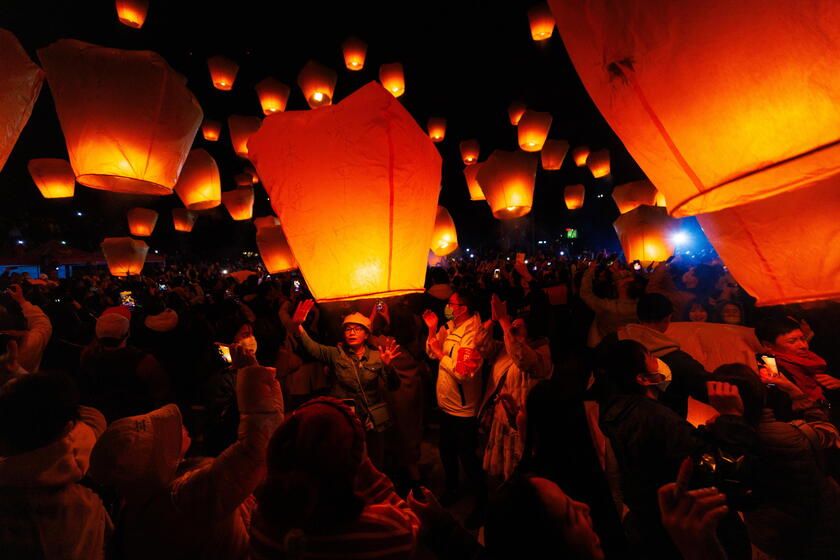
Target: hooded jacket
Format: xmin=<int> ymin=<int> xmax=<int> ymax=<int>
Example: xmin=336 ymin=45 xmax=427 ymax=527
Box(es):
xmin=0 ymin=406 xmax=111 ymax=559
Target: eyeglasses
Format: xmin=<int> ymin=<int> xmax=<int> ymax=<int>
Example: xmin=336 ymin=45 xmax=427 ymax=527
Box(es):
xmin=344 ymin=325 xmax=365 ymax=334
xmin=448 ymin=302 xmax=466 ymax=307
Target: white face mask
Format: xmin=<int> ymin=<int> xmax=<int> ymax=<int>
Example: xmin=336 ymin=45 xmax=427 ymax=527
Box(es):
xmin=653 ymin=358 xmax=672 ymax=392
xmin=239 ymin=335 xmax=258 ymax=354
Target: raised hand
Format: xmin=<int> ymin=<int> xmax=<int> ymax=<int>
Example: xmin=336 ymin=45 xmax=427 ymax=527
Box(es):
xmin=422 ymin=309 xmax=439 ymax=333
xmin=378 ymin=340 xmax=403 ymax=367
xmin=291 ymin=299 xmax=315 ymax=326
xmin=490 ymin=293 xmax=509 ymax=325
xmin=707 ymin=381 xmax=744 ymax=417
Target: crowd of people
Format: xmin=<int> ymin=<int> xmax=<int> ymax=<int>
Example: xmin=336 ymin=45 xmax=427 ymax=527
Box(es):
xmin=1 ymin=250 xmax=839 ymax=559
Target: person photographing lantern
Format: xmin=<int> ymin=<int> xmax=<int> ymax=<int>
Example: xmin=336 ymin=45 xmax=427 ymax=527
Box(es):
xmin=291 ymin=299 xmax=402 ymax=468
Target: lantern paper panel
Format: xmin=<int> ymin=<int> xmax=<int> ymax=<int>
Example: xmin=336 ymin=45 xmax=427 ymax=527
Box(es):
xmin=228 ymin=115 xmax=261 ymax=158
xmin=342 ymin=37 xmax=367 ymax=71
xmin=28 ymin=158 xmax=75 ymax=198
xmin=115 ymin=0 xmax=148 ymax=28
xmin=255 ymin=77 xmax=290 ymax=115
xmin=464 ymin=163 xmax=486 ymax=201
xmin=431 ymin=205 xmax=458 ymax=256
xmin=550 ymin=0 xmax=840 ymax=217
xmin=298 ymin=60 xmax=337 ymax=109
xmin=254 ymin=215 xmax=280 ymax=230
xmin=697 ymin=174 xmax=840 ymax=306
xmin=571 ymin=146 xmax=589 ymax=166
xmin=127 ymin=207 xmax=158 ymax=237
xmin=38 ymin=39 xmax=202 ymax=195
xmin=101 ymin=237 xmax=148 ymax=277
xmin=564 ymin=184 xmax=585 ymax=210
xmin=174 ymin=149 xmax=221 ymax=210
xmin=428 ymin=117 xmax=446 ymax=142
xmin=172 ymin=208 xmax=196 ymax=232
xmin=528 ymin=3 xmax=555 ymax=41
xmin=1 ymin=30 xmax=44 ymax=173
xmin=476 ymin=149 xmax=537 ymax=220
xmin=587 ymin=148 xmax=610 ymax=178
xmin=243 ymin=164 xmax=259 ymax=184
xmin=460 ymin=139 xmax=480 ymax=165
xmin=541 ymin=139 xmax=569 ymax=170
xmin=613 ymin=205 xmax=677 ymax=263
xmin=612 ymin=179 xmax=664 ymax=214
xmin=222 ymin=187 xmax=254 ymax=221
xmin=379 ymin=63 xmax=405 ymax=97
xmin=518 ymin=109 xmax=552 ymax=151
xmin=257 ymin=225 xmax=298 ymax=273
xmin=508 ymin=101 xmax=527 ymax=126
xmin=201 ymin=119 xmax=221 ymax=141
xmin=207 ymin=55 xmax=238 ymax=91
xmin=248 ymin=82 xmax=441 ymax=302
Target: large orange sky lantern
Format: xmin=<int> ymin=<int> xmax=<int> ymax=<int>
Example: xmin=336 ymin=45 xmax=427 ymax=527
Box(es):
xmin=460 ymin=139 xmax=480 ymax=165
xmin=115 ymin=0 xmax=148 ymax=29
xmin=571 ymin=145 xmax=589 ymax=167
xmin=173 ymin=149 xmax=221 ymax=210
xmin=476 ymin=149 xmax=537 ymax=220
xmin=431 ymin=205 xmax=458 ymax=256
xmin=428 ymin=117 xmax=446 ymax=143
xmin=222 ymin=187 xmax=254 ymax=221
xmin=564 ymin=184 xmax=584 ymax=210
xmin=297 ymin=60 xmax=337 ymax=109
xmin=1 ymin=30 xmax=44 ymax=173
xmin=508 ymin=101 xmax=527 ymax=126
xmin=28 ymin=158 xmax=75 ymax=198
xmin=257 ymin=225 xmax=298 ymax=274
xmin=528 ymin=3 xmax=555 ymax=41
xmin=587 ymin=148 xmax=610 ymax=178
xmin=612 ymin=180 xmax=665 ymax=214
xmin=207 ymin=55 xmax=238 ymax=91
xmin=127 ymin=207 xmax=158 ymax=237
xmin=255 ymin=78 xmax=290 ymax=115
xmin=464 ymin=163 xmax=486 ymax=201
xmin=541 ymin=139 xmax=569 ymax=170
xmin=172 ymin=208 xmax=197 ymax=232
xmin=201 ymin=119 xmax=221 ymax=141
xmin=102 ymin=237 xmax=148 ymax=277
xmin=613 ymin=205 xmax=677 ymax=263
xmin=518 ymin=109 xmax=552 ymax=152
xmin=342 ymin=37 xmax=367 ymax=71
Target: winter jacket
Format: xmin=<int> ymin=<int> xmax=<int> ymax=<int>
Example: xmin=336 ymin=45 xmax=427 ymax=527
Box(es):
xmin=427 ymin=313 xmax=485 ymax=417
xmin=0 ymin=406 xmax=111 ymax=559
xmin=18 ymin=300 xmax=53 ymax=373
xmin=579 ymin=266 xmax=637 ymax=347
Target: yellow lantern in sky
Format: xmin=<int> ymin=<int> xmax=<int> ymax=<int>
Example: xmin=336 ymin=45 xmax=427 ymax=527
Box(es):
xmin=115 ymin=0 xmax=148 ymax=29
xmin=508 ymin=101 xmax=527 ymax=126
xmin=28 ymin=158 xmax=75 ymax=199
xmin=228 ymin=115 xmax=261 ymax=158
xmin=342 ymin=37 xmax=367 ymax=71
xmin=476 ymin=149 xmax=537 ymax=219
xmin=460 ymin=139 xmax=480 ymax=165
xmin=518 ymin=109 xmax=552 ymax=151
xmin=587 ymin=148 xmax=610 ymax=178
xmin=101 ymin=237 xmax=148 ymax=277
xmin=127 ymin=207 xmax=158 ymax=237
xmin=172 ymin=208 xmax=196 ymax=232
xmin=564 ymin=184 xmax=585 ymax=210
xmin=541 ymin=139 xmax=569 ymax=170
xmin=207 ymin=55 xmax=238 ymax=91
xmin=571 ymin=146 xmax=589 ymax=167
xmin=431 ymin=205 xmax=458 ymax=256
xmin=222 ymin=187 xmax=254 ymax=221
xmin=201 ymin=119 xmax=221 ymax=142
xmin=464 ymin=163 xmax=486 ymax=201
xmin=379 ymin=63 xmax=405 ymax=98
xmin=1 ymin=30 xmax=43 ymax=173
xmin=612 ymin=180 xmax=665 ymax=214
xmin=174 ymin=149 xmax=221 ymax=210
xmin=255 ymin=77 xmax=290 ymax=115
xmin=257 ymin=225 xmax=298 ymax=273
xmin=528 ymin=3 xmax=555 ymax=41
xmin=613 ymin=205 xmax=677 ymax=263
xmin=428 ymin=117 xmax=446 ymax=142
xmin=37 ymin=39 xmax=202 ymax=195
xmin=297 ymin=60 xmax=337 ymax=109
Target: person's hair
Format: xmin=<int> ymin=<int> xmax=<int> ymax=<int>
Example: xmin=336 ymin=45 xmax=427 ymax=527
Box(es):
xmin=683 ymin=299 xmax=713 ymax=321
xmin=637 ymin=293 xmax=673 ymax=323
xmin=715 ymin=300 xmax=744 ymax=324
xmin=451 ymin=288 xmax=477 ymax=314
xmin=712 ymin=363 xmax=766 ymax=425
xmin=603 ymin=339 xmax=650 ymax=396
xmin=754 ymin=316 xmax=801 ymax=346
xmin=0 ymin=372 xmax=80 ymax=454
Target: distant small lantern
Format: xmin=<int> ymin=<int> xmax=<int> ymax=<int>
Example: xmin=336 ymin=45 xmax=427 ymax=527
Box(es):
xmin=476 ymin=149 xmax=537 ymax=219
xmin=174 ymin=149 xmax=221 ymax=210
xmin=243 ymin=164 xmax=259 ymax=184
xmin=127 ymin=207 xmax=158 ymax=237
xmin=297 ymin=60 xmax=337 ymax=109
xmin=528 ymin=3 xmax=555 ymax=41
xmin=172 ymin=208 xmax=197 ymax=232
xmin=508 ymin=101 xmax=527 ymax=126
xmin=431 ymin=205 xmax=458 ymax=256
xmin=379 ymin=63 xmax=405 ymax=97
xmin=207 ymin=55 xmax=238 ymax=91
xmin=342 ymin=37 xmax=367 ymax=71
xmin=234 ymin=173 xmax=252 ymax=187
xmin=28 ymin=158 xmax=75 ymax=199
xmin=101 ymin=237 xmax=148 ymax=277
xmin=613 ymin=205 xmax=677 ymax=263
xmin=255 ymin=77 xmax=290 ymax=115
xmin=571 ymin=146 xmax=589 ymax=166
xmin=115 ymin=0 xmax=148 ymax=29
xmin=541 ymin=139 xmax=569 ymax=170
xmin=428 ymin=117 xmax=446 ymax=142
xmin=564 ymin=184 xmax=585 ymax=210
xmin=612 ymin=180 xmax=665 ymax=214
xmin=228 ymin=115 xmax=261 ymax=158
xmin=1 ymin=30 xmax=44 ymax=174
xmin=460 ymin=139 xmax=480 ymax=165
xmin=518 ymin=110 xmax=552 ymax=152
xmin=253 ymin=215 xmax=280 ymax=230
xmin=222 ymin=187 xmax=254 ymax=221
xmin=464 ymin=163 xmax=486 ymax=201
xmin=201 ymin=119 xmax=221 ymax=141
xmin=257 ymin=225 xmax=298 ymax=273
xmin=587 ymin=149 xmax=610 ymax=178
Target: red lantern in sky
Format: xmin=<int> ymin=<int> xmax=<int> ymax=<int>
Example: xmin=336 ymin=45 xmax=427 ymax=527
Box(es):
xmin=297 ymin=60 xmax=337 ymax=109
xmin=571 ymin=146 xmax=589 ymax=167
xmin=174 ymin=149 xmax=221 ymax=210
xmin=476 ymin=149 xmax=537 ymax=219
xmin=255 ymin=78 xmax=290 ymax=115
xmin=228 ymin=115 xmax=261 ymax=158
xmin=207 ymin=55 xmax=238 ymax=91
xmin=431 ymin=205 xmax=458 ymax=256
xmin=612 ymin=180 xmax=666 ymax=214
xmin=528 ymin=3 xmax=555 ymax=41
xmin=379 ymin=63 xmax=405 ymax=98
xmin=257 ymin=225 xmax=298 ymax=274
xmin=460 ymin=139 xmax=480 ymax=165
xmin=541 ymin=139 xmax=569 ymax=170
xmin=587 ymin=149 xmax=610 ymax=178
xmin=613 ymin=205 xmax=677 ymax=263
xmin=508 ymin=101 xmax=527 ymax=126
xmin=342 ymin=37 xmax=367 ymax=71
xmin=127 ymin=207 xmax=158 ymax=237
xmin=564 ymin=184 xmax=585 ymax=210
xmin=172 ymin=208 xmax=197 ymax=232
xmin=428 ymin=117 xmax=446 ymax=143
xmin=115 ymin=0 xmax=148 ymax=29
xmin=464 ymin=163 xmax=486 ymax=201
xmin=222 ymin=187 xmax=254 ymax=221
xmin=101 ymin=237 xmax=148 ymax=277
xmin=0 ymin=30 xmax=43 ymax=174
xmin=28 ymin=158 xmax=75 ymax=199
xmin=518 ymin=110 xmax=552 ymax=151
xmin=201 ymin=119 xmax=221 ymax=142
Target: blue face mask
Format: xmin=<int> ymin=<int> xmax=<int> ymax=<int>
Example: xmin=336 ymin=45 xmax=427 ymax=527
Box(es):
xmin=444 ymin=305 xmax=455 ymax=321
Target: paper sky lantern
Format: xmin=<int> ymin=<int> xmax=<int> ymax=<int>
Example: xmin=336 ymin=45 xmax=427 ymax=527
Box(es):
xmin=518 ymin=110 xmax=552 ymax=151
xmin=431 ymin=205 xmax=458 ymax=256
xmin=254 ymin=215 xmax=280 ymax=230
xmin=127 ymin=207 xmax=158 ymax=237
xmin=173 ymin=149 xmax=221 ymax=210
xmin=697 ymin=174 xmax=840 ymax=306
xmin=528 ymin=3 xmax=555 ymax=41
xmin=1 ymin=30 xmax=44 ymax=174
xmin=234 ymin=173 xmax=253 ymax=187
xmin=571 ymin=146 xmax=589 ymax=166
xmin=297 ymin=60 xmax=337 ymax=109
xmin=115 ymin=0 xmax=148 ymax=28
xmin=551 ymin=0 xmax=840 ymax=217
xmin=243 ymin=165 xmax=259 ymax=184
xmin=248 ymin=82 xmax=441 ymax=302
xmin=28 ymin=158 xmax=75 ymax=199
xmin=342 ymin=37 xmax=367 ymax=71
xmin=207 ymin=55 xmax=238 ymax=91
xmin=612 ymin=180 xmax=665 ymax=214
xmin=255 ymin=77 xmax=290 ymax=115
xmin=201 ymin=119 xmax=221 ymax=141
xmin=428 ymin=117 xmax=446 ymax=142
xmin=37 ymin=39 xmax=202 ymax=195
xmin=587 ymin=148 xmax=610 ymax=178
xmin=172 ymin=208 xmax=196 ymax=232
xmin=257 ymin=225 xmax=298 ymax=273
xmin=222 ymin=187 xmax=254 ymax=221
xmin=476 ymin=149 xmax=537 ymax=219
xmin=228 ymin=115 xmax=261 ymax=158
xmin=541 ymin=139 xmax=569 ymax=170
xmin=101 ymin=237 xmax=148 ymax=277
xmin=564 ymin=184 xmax=585 ymax=210
xmin=460 ymin=139 xmax=480 ymax=165
xmin=464 ymin=163 xmax=486 ymax=201
xmin=508 ymin=101 xmax=527 ymax=126
xmin=379 ymin=63 xmax=405 ymax=98
xmin=613 ymin=205 xmax=676 ymax=263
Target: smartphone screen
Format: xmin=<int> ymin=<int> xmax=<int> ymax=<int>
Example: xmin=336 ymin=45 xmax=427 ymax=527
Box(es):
xmin=493 ymin=268 xmax=500 ymax=279
xmin=119 ymin=291 xmax=135 ymax=309
xmin=216 ymin=343 xmax=232 ymax=363
xmin=757 ymin=353 xmax=779 ymax=376
xmin=293 ymin=280 xmax=301 ymax=293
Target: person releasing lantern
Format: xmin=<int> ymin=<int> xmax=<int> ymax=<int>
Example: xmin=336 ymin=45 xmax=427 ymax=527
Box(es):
xmin=297 ymin=60 xmax=337 ymax=109
xmin=460 ymin=139 xmax=480 ymax=165
xmin=127 ymin=208 xmax=158 ymax=237
xmin=207 ymin=55 xmax=238 ymax=91
xmin=201 ymin=119 xmax=221 ymax=142
xmin=379 ymin=63 xmax=405 ymax=97
xmin=508 ymin=101 xmax=527 ymax=126
xmin=172 ymin=208 xmax=197 ymax=233
xmin=255 ymin=78 xmax=290 ymax=115
xmin=101 ymin=237 xmax=148 ymax=277
xmin=518 ymin=110 xmax=552 ymax=152
xmin=115 ymin=0 xmax=148 ymax=28
xmin=587 ymin=149 xmax=610 ymax=178
xmin=174 ymin=149 xmax=221 ymax=210
xmin=527 ymin=2 xmax=555 ymax=41
xmin=342 ymin=37 xmax=367 ymax=71
xmin=430 ymin=205 xmax=458 ymax=256
xmin=612 ymin=205 xmax=677 ymax=263
xmin=612 ymin=180 xmax=665 ymax=214
xmin=28 ymin=158 xmax=75 ymax=199
xmin=256 ymin=225 xmax=298 ymax=273
xmin=564 ymin=184 xmax=585 ymax=210
xmin=222 ymin=187 xmax=254 ymax=221
xmin=464 ymin=163 xmax=486 ymax=201
xmin=428 ymin=117 xmax=446 ymax=142
xmin=228 ymin=115 xmax=262 ymax=158
xmin=571 ymin=146 xmax=589 ymax=167
xmin=476 ymin=149 xmax=537 ymax=219
xmin=541 ymin=139 xmax=569 ymax=170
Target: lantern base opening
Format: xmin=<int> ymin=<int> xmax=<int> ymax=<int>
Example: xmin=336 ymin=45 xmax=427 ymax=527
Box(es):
xmin=78 ymin=174 xmax=172 ymax=196
xmin=494 ymin=206 xmax=531 ymax=220
xmin=186 ymin=200 xmax=221 ymax=211
xmin=313 ymin=288 xmax=424 ymax=303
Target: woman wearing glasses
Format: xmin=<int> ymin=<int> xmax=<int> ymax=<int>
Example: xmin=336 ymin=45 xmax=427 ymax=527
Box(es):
xmin=290 ymin=299 xmax=401 ymax=467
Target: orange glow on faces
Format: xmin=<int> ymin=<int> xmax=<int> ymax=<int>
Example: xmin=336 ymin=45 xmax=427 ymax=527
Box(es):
xmin=28 ymin=158 xmax=75 ymax=198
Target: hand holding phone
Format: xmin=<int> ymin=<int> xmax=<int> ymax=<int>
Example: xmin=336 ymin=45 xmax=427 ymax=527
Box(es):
xmin=216 ymin=343 xmax=232 ymax=363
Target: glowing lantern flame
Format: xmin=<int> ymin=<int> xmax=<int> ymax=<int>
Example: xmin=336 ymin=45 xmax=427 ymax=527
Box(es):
xmin=571 ymin=146 xmax=589 ymax=166
xmin=255 ymin=77 xmax=290 ymax=115
xmin=342 ymin=37 xmax=367 ymax=71
xmin=428 ymin=117 xmax=446 ymax=142
xmin=28 ymin=158 xmax=75 ymax=198
xmin=460 ymin=139 xmax=480 ymax=165
xmin=174 ymin=149 xmax=221 ymax=210
xmin=222 ymin=187 xmax=254 ymax=221
xmin=101 ymin=237 xmax=148 ymax=277
xmin=564 ymin=184 xmax=585 ymax=210
xmin=172 ymin=208 xmax=196 ymax=232
xmin=201 ymin=119 xmax=221 ymax=141
xmin=518 ymin=109 xmax=552 ymax=152
xmin=207 ymin=55 xmax=238 ymax=91
xmin=587 ymin=148 xmax=610 ymax=178
xmin=613 ymin=205 xmax=677 ymax=263
xmin=612 ymin=180 xmax=665 ymax=214
xmin=115 ymin=0 xmax=148 ymax=29
xmin=379 ymin=62 xmax=405 ymax=97
xmin=541 ymin=139 xmax=569 ymax=170
xmin=0 ymin=30 xmax=44 ymax=173
xmin=528 ymin=3 xmax=556 ymax=41
xmin=431 ymin=205 xmax=458 ymax=256
xmin=464 ymin=163 xmax=486 ymax=201
xmin=228 ymin=115 xmax=262 ymax=158
xmin=476 ymin=149 xmax=537 ymax=219
xmin=298 ymin=60 xmax=337 ymax=109
xmin=127 ymin=207 xmax=158 ymax=237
